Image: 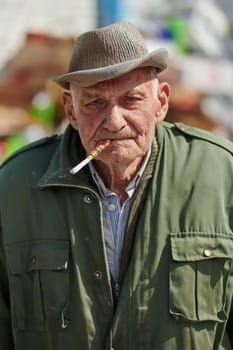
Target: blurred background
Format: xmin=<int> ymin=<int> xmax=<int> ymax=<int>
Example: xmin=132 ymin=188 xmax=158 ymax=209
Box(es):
xmin=0 ymin=0 xmax=233 ymax=163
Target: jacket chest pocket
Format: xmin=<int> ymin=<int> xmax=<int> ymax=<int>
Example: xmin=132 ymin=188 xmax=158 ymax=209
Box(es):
xmin=5 ymin=240 xmax=70 ymax=331
xmin=169 ymin=233 xmax=233 ymax=322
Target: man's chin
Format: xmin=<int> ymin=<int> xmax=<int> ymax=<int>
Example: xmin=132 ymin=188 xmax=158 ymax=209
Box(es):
xmin=99 ymin=151 xmax=143 ymax=167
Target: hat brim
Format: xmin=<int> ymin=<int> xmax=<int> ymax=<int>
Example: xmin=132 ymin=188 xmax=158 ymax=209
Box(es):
xmin=53 ymin=48 xmax=168 ymax=89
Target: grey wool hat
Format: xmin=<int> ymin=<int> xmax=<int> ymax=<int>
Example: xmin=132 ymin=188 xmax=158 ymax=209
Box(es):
xmin=53 ymin=21 xmax=168 ymax=89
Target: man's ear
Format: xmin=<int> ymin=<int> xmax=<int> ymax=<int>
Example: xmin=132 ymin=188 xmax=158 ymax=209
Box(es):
xmin=61 ymin=92 xmax=78 ymax=129
xmin=156 ymin=82 xmax=171 ymax=123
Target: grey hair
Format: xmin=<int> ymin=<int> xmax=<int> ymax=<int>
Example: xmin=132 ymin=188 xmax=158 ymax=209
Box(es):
xmin=70 ymin=83 xmax=78 ymax=94
xmin=151 ymin=68 xmax=159 ymax=97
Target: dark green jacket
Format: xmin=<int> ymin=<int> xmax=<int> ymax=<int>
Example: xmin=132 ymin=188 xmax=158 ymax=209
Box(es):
xmin=0 ymin=122 xmax=233 ymax=350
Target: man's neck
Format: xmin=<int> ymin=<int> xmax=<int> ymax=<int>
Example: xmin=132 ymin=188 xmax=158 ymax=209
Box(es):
xmin=92 ymin=146 xmax=153 ymax=202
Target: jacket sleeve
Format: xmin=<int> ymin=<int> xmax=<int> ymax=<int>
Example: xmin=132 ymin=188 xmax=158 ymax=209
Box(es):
xmin=227 ymin=196 xmax=233 ymax=348
xmin=0 ymin=221 xmax=14 ymax=349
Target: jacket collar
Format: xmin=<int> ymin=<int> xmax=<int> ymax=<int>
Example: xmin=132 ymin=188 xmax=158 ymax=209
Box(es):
xmin=37 ymin=125 xmax=92 ymax=188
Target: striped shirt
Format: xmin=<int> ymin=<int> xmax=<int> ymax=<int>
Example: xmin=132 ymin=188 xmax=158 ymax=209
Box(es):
xmin=89 ymin=148 xmax=151 ymax=283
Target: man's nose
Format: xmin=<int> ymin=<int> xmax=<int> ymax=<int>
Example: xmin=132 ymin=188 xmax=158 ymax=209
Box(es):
xmin=103 ymin=105 xmax=126 ymax=132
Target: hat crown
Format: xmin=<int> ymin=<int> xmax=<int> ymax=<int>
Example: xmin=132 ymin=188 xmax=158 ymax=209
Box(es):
xmin=68 ymin=22 xmax=148 ymax=72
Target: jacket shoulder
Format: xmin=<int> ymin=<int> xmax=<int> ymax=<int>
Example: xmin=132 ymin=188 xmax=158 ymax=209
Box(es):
xmin=173 ymin=122 xmax=233 ymax=155
xmin=0 ymin=134 xmax=61 ymax=170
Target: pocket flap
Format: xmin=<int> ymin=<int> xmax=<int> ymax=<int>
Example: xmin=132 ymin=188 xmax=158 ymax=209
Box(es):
xmin=5 ymin=240 xmax=69 ymax=274
xmin=170 ymin=233 xmax=233 ymax=261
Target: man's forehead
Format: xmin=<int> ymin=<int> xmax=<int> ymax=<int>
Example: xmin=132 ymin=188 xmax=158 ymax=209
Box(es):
xmin=82 ymin=85 xmax=141 ymax=95
xmin=79 ymin=69 xmax=152 ymax=96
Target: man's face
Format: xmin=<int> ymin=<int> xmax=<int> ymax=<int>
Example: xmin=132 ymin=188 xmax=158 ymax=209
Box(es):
xmin=63 ymin=68 xmax=169 ymax=167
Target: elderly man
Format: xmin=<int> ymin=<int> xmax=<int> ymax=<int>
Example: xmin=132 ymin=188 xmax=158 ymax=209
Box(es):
xmin=0 ymin=21 xmax=232 ymax=350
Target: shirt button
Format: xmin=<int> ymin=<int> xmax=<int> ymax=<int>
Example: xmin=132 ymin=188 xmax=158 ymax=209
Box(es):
xmin=18 ymin=319 xmax=26 ymax=330
xmin=94 ymin=270 xmax=102 ymax=279
xmin=203 ymin=249 xmax=212 ymax=257
xmin=84 ymin=194 xmax=92 ymax=204
xmin=108 ymin=204 xmax=115 ymax=211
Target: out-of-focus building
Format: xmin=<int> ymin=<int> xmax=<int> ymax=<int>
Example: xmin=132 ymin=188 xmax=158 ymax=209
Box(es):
xmin=0 ymin=0 xmax=97 ymax=162
xmin=0 ymin=0 xmax=97 ymax=70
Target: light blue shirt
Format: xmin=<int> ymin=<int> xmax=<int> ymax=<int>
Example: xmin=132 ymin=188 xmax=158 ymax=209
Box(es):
xmin=89 ymin=149 xmax=151 ymax=283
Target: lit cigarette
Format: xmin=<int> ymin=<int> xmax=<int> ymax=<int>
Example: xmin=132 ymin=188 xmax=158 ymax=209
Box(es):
xmin=70 ymin=140 xmax=111 ymax=174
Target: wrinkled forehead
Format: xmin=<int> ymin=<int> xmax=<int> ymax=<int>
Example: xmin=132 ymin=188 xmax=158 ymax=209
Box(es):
xmin=72 ymin=67 xmax=154 ymax=97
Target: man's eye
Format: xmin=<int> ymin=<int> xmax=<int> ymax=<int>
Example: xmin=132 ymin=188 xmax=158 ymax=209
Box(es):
xmin=87 ymin=99 xmax=101 ymax=106
xmin=126 ymin=96 xmax=141 ymax=102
